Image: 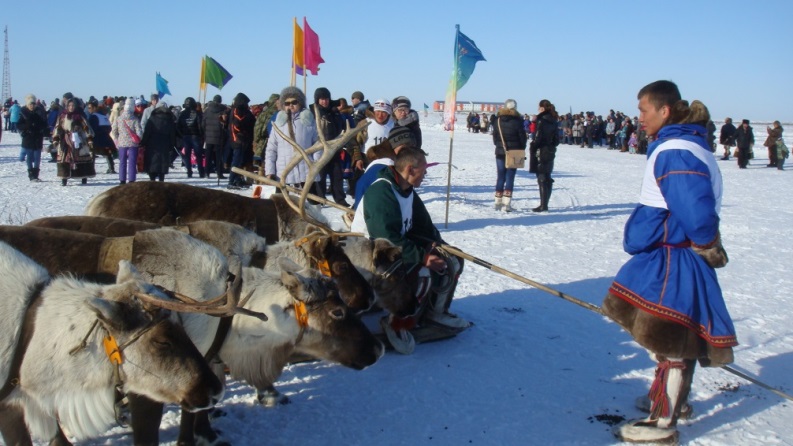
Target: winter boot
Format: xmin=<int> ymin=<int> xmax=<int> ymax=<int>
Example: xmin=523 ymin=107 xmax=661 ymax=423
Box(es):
xmin=422 ymin=254 xmax=470 ymax=330
xmin=532 ymin=181 xmax=547 ymax=212
xmin=106 ymin=155 xmax=116 ymax=174
xmin=31 ymin=168 xmax=41 ymax=182
xmin=61 ymin=178 xmax=68 ymax=186
xmin=615 ymin=358 xmax=695 ymax=444
xmin=494 ymin=191 xmax=503 ymax=211
xmin=380 ymin=315 xmax=416 ymax=355
xmin=27 ymin=169 xmax=33 ymax=181
xmin=503 ymin=190 xmax=513 ymax=212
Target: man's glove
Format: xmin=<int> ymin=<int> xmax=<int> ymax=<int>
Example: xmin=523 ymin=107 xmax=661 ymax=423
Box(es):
xmin=692 ymin=234 xmax=728 ymax=268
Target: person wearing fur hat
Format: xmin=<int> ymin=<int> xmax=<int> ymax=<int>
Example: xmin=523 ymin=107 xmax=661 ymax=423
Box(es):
xmin=734 ymin=119 xmax=754 ymax=169
xmin=392 ymin=96 xmax=423 ymax=150
xmin=110 ymin=98 xmax=142 ymax=184
xmin=52 ymin=98 xmax=96 ymax=186
xmin=491 ymin=99 xmax=527 ymax=212
xmin=603 ymin=81 xmax=734 ymax=444
xmin=226 ymin=92 xmax=255 ymax=189
xmin=528 ymin=99 xmax=559 ymax=212
xmin=17 ymin=94 xmax=48 ymax=181
xmin=264 ymin=86 xmax=319 ymax=187
xmin=311 ymin=87 xmax=349 ymax=206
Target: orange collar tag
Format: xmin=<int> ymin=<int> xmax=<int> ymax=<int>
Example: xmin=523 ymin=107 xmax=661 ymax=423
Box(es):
xmin=317 ymin=259 xmax=332 ymax=277
xmin=293 ymin=301 xmax=309 ymax=328
xmin=103 ymin=335 xmax=123 ymax=365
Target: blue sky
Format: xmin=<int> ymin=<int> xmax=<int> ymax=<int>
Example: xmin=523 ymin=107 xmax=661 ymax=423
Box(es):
xmin=4 ymin=0 xmax=792 ymax=121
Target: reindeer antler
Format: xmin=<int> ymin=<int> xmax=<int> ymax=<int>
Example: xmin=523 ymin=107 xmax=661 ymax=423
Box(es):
xmin=134 ymin=272 xmax=268 ymax=321
xmin=269 ymin=110 xmax=369 ymax=222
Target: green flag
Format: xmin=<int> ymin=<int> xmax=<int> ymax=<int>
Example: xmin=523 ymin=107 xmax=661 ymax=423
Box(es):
xmin=204 ymin=56 xmax=233 ymax=90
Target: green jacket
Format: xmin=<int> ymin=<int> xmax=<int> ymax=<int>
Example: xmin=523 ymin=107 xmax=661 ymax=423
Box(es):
xmin=362 ymin=167 xmax=442 ymax=271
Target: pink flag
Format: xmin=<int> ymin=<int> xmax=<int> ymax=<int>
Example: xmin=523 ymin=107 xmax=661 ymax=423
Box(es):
xmin=303 ymin=18 xmax=325 ymax=75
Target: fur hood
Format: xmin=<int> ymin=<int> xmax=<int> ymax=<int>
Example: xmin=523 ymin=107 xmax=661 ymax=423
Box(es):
xmin=498 ymin=108 xmax=521 ymax=118
xmin=279 ymin=86 xmax=306 ymax=109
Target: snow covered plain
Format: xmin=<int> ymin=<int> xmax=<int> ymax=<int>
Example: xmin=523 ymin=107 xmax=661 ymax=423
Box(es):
xmin=0 ymin=118 xmax=791 ymax=445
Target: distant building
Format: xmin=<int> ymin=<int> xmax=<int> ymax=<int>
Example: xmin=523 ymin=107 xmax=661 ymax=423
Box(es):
xmin=433 ymin=101 xmax=503 ymax=113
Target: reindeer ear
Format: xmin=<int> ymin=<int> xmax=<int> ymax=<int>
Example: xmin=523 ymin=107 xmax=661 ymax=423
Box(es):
xmin=374 ymin=238 xmax=402 ymax=263
xmin=85 ymin=297 xmax=125 ymax=330
xmin=278 ymin=257 xmax=304 ymax=290
xmin=116 ymin=260 xmax=142 ymax=284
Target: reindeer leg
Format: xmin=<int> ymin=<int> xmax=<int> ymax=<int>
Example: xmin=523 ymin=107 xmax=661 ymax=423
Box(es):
xmin=127 ymin=393 xmax=163 ymax=446
xmin=189 ymin=409 xmax=229 ymax=446
xmin=256 ymin=384 xmax=290 ymax=407
xmin=0 ymin=403 xmax=34 ymax=446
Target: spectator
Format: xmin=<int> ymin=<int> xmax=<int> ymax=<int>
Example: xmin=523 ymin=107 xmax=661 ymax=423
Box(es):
xmin=734 ymin=119 xmax=754 ymax=169
xmin=203 ymin=94 xmax=228 ymax=179
xmin=764 ymin=120 xmax=783 ymax=168
xmin=529 ymin=99 xmax=559 ymax=212
xmin=311 ymin=87 xmax=348 ymax=206
xmin=86 ymin=98 xmax=117 ymax=174
xmin=17 ymin=94 xmax=48 ymax=182
xmin=264 ymin=86 xmax=319 ymax=187
xmin=140 ymin=101 xmax=176 ymax=182
xmin=226 ymin=93 xmax=255 ymax=189
xmin=52 ymin=98 xmax=96 ymax=186
xmin=110 ymin=97 xmax=142 ymax=184
xmin=491 ymin=99 xmax=527 ymax=212
xmin=719 ymin=117 xmax=736 ymax=160
xmin=177 ymin=97 xmax=205 ymax=178
xmin=9 ymin=100 xmax=21 ymax=133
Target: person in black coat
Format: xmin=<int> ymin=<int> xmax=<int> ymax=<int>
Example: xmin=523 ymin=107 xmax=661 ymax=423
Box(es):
xmin=734 ymin=119 xmax=754 ymax=169
xmin=202 ymin=95 xmax=228 ymax=179
xmin=86 ymin=99 xmax=117 ymax=174
xmin=140 ymin=102 xmax=176 ymax=181
xmin=226 ymin=92 xmax=255 ymax=189
xmin=17 ymin=94 xmax=49 ymax=181
xmin=719 ymin=117 xmax=736 ymax=160
xmin=311 ymin=87 xmax=348 ymax=205
xmin=177 ymin=97 xmax=205 ymax=178
xmin=491 ymin=99 xmax=527 ymax=212
xmin=529 ymin=99 xmax=560 ymax=212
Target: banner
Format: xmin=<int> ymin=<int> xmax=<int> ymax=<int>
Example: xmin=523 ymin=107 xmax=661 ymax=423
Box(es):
xmin=443 ymin=27 xmax=486 ymax=130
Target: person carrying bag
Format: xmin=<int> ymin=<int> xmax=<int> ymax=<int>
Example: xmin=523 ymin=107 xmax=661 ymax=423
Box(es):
xmin=492 ymin=99 xmax=528 ymax=212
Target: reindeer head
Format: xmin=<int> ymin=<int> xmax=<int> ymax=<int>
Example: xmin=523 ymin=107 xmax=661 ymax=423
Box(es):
xmin=89 ymin=261 xmax=224 ymax=412
xmin=278 ymin=258 xmax=384 ymax=370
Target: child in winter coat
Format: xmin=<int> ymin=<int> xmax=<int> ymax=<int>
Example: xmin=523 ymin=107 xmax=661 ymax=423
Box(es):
xmin=776 ymin=138 xmax=789 ymax=170
xmin=628 ymin=133 xmax=638 ymax=154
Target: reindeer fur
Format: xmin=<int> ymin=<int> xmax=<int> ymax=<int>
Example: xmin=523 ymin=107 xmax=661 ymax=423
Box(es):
xmin=602 ymin=292 xmax=734 ymax=367
xmin=84 ymin=182 xmax=331 ymax=245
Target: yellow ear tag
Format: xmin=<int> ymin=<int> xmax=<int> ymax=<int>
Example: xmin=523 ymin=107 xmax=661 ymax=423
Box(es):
xmin=293 ymin=301 xmax=309 ymax=328
xmin=103 ymin=335 xmax=123 ymax=365
xmin=317 ymin=259 xmax=332 ymax=277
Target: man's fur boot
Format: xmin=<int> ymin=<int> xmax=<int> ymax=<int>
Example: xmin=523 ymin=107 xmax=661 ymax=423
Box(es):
xmin=615 ymin=357 xmax=696 ymax=444
xmin=422 ymin=252 xmax=470 ymax=330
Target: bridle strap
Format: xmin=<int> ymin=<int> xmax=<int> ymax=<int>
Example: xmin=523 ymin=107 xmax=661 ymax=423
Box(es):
xmin=0 ymin=280 xmax=48 ymax=403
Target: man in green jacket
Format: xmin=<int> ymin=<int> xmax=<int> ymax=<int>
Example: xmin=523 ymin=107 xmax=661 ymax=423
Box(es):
xmin=352 ymin=147 xmax=469 ymax=331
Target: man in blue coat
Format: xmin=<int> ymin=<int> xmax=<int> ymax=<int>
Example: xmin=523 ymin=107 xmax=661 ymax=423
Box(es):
xmin=602 ymin=80 xmax=736 ymax=444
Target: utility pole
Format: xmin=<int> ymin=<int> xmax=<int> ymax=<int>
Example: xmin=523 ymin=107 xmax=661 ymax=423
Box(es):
xmin=2 ymin=26 xmax=11 ymax=103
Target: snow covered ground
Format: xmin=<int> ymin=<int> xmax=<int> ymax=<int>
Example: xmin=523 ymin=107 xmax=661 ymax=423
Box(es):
xmin=0 ymin=119 xmax=791 ymax=445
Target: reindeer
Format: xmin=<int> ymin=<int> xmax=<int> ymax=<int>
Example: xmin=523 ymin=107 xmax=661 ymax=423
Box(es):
xmin=0 ymin=225 xmax=383 ymax=445
xmin=0 ymin=241 xmax=225 ymax=445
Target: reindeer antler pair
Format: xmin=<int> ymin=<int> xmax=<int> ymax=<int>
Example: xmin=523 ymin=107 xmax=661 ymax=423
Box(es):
xmin=269 ymin=108 xmax=369 ymax=226
xmin=134 ymin=272 xmax=267 ymax=321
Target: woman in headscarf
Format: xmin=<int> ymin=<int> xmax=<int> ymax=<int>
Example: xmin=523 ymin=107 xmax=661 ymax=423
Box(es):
xmin=52 ymin=98 xmax=96 ymax=186
xmin=110 ymin=98 xmax=142 ymax=184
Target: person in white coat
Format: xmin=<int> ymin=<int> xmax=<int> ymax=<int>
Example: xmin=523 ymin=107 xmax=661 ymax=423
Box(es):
xmin=264 ymin=86 xmax=320 ymax=187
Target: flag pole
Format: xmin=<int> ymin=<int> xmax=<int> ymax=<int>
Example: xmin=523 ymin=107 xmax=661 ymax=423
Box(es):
xmin=302 ymin=17 xmax=307 ymax=95
xmin=291 ymin=18 xmax=297 ymax=87
xmin=444 ymin=25 xmax=460 ymax=229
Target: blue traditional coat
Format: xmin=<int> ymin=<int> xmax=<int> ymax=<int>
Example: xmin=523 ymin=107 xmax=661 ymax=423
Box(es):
xmin=609 ymin=124 xmax=738 ymax=348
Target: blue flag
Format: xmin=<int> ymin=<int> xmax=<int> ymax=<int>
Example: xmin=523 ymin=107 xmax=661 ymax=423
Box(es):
xmin=453 ymin=30 xmax=486 ymax=92
xmin=156 ymin=72 xmax=171 ymax=99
